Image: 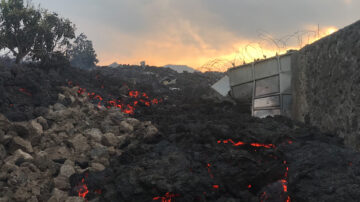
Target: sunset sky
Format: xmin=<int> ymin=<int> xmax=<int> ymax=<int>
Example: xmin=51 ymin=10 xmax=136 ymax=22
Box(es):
xmin=32 ymin=0 xmax=360 ymax=71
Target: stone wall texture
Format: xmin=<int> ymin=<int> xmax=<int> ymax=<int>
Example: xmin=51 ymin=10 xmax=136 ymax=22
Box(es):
xmin=292 ymin=20 xmax=360 ymax=150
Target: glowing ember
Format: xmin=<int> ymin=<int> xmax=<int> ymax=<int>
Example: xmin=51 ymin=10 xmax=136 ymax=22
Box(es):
xmin=153 ymin=192 xmax=180 ymax=202
xmin=207 ymin=163 xmax=214 ymax=179
xmin=67 ymin=81 xmax=162 ymax=115
xmin=77 ymin=178 xmax=89 ymax=198
xmin=212 ymin=185 xmax=219 ymax=189
xmin=142 ymin=92 xmax=149 ymax=98
xmin=129 ymin=91 xmax=139 ymax=98
xmin=75 ymin=173 xmax=102 ymax=200
xmin=151 ymin=98 xmax=159 ymax=104
xmin=280 ymin=179 xmax=288 ymax=192
xmin=281 ymin=160 xmax=291 ymax=201
xmin=18 ymin=88 xmax=32 ymax=96
xmin=77 ymin=88 xmax=86 ymax=95
xmin=218 ymin=139 xmax=275 ymax=148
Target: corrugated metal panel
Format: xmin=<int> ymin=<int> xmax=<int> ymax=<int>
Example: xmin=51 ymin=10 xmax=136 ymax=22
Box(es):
xmin=211 ymin=76 xmax=230 ymax=96
xmin=254 ymin=95 xmax=280 ymax=108
xmin=255 ymin=76 xmax=279 ymax=97
xmin=231 ymin=82 xmax=253 ymax=102
xmin=228 ymin=65 xmax=253 ymax=86
xmin=254 ymin=59 xmax=278 ymax=79
xmin=253 ymin=109 xmax=281 ymax=118
xmin=280 ymin=55 xmax=291 ymax=72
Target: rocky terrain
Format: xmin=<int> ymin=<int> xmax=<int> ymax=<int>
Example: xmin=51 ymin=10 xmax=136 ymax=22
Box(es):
xmin=1 ymin=61 xmax=360 ymax=202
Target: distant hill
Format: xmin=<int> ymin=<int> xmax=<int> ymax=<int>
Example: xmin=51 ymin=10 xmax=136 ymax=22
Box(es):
xmin=163 ymin=65 xmax=198 ymax=73
xmin=108 ymin=62 xmax=120 ymax=68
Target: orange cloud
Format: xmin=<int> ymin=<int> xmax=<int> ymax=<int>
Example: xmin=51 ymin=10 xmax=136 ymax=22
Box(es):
xmin=97 ymin=23 xmax=338 ymax=72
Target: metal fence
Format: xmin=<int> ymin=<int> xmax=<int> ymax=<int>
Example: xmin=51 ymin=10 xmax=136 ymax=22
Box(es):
xmin=228 ymin=52 xmax=294 ymax=118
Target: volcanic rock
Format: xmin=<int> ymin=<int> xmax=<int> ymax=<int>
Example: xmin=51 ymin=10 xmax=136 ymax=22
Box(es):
xmin=101 ymin=132 xmax=118 ymax=146
xmin=90 ymin=162 xmax=105 ymax=172
xmin=124 ymin=118 xmax=141 ymax=128
xmin=65 ymin=196 xmax=85 ymax=202
xmin=53 ymin=103 xmax=66 ymax=111
xmin=85 ymin=128 xmax=103 ymax=143
xmin=143 ymin=123 xmax=159 ymax=140
xmin=119 ymin=120 xmax=134 ymax=133
xmin=5 ymin=149 xmax=33 ymax=165
xmin=69 ymin=134 xmax=90 ymax=153
xmin=59 ymin=164 xmax=76 ymax=178
xmin=48 ymin=188 xmax=68 ymax=202
xmin=8 ymin=123 xmax=29 ymax=138
xmin=10 ymin=136 xmax=33 ymax=153
xmin=35 ymin=116 xmax=48 ymax=129
xmin=54 ymin=175 xmax=71 ymax=190
xmin=45 ymin=146 xmax=72 ymax=162
xmin=2 ymin=58 xmax=360 ymax=201
xmin=0 ymin=114 xmax=10 ymax=131
xmin=29 ymin=119 xmax=44 ymax=134
xmin=0 ymin=144 xmax=6 ymax=159
xmin=0 ymin=197 xmax=10 ymax=202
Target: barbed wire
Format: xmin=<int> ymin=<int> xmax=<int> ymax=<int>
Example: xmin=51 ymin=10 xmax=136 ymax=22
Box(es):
xmin=199 ymin=27 xmax=322 ymax=72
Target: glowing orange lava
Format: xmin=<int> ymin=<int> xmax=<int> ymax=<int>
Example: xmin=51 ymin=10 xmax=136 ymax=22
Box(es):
xmin=78 ymin=178 xmax=89 ymax=198
xmin=76 ymin=173 xmax=102 ymax=200
xmin=217 ymin=139 xmax=275 ymax=148
xmin=282 ymin=160 xmax=291 ymax=202
xmin=153 ymin=192 xmax=180 ymax=202
xmin=67 ymin=80 xmax=162 ymax=115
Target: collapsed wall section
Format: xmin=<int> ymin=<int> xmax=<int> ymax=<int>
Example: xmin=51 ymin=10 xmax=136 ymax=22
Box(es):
xmin=292 ymin=20 xmax=360 ymax=150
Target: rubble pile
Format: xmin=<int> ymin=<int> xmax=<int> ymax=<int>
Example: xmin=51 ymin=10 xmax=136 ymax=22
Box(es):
xmin=0 ymin=86 xmax=159 ymax=202
xmin=1 ymin=62 xmax=360 ymax=201
xmin=0 ymin=62 xmax=224 ymax=122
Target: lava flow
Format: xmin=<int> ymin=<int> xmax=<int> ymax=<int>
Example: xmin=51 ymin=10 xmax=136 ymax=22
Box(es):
xmin=77 ymin=178 xmax=89 ymax=198
xmin=153 ymin=192 xmax=180 ymax=202
xmin=67 ymin=80 xmax=162 ymax=115
xmin=218 ymin=139 xmax=291 ymax=201
xmin=217 ymin=139 xmax=275 ymax=149
xmin=74 ymin=173 xmax=102 ymax=201
xmin=282 ymin=161 xmax=291 ymax=202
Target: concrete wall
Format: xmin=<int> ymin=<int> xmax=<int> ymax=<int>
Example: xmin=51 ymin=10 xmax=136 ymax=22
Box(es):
xmin=292 ymin=20 xmax=360 ymax=150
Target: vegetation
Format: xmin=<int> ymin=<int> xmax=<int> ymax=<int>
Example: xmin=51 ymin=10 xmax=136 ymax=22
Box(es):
xmin=67 ymin=33 xmax=98 ymax=69
xmin=0 ymin=0 xmax=98 ymax=68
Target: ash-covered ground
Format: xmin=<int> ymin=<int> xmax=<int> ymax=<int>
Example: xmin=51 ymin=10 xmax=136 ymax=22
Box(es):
xmin=1 ymin=61 xmax=360 ymax=202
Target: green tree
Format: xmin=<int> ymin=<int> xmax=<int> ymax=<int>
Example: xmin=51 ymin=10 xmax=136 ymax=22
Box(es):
xmin=0 ymin=0 xmax=75 ymax=64
xmin=0 ymin=0 xmax=41 ymax=63
xmin=68 ymin=33 xmax=98 ymax=69
xmin=32 ymin=10 xmax=75 ymax=64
